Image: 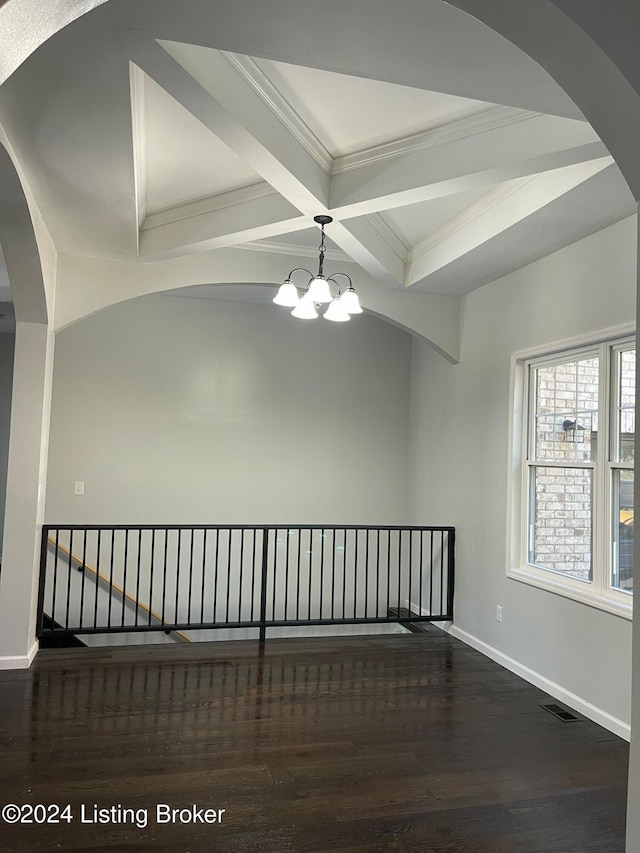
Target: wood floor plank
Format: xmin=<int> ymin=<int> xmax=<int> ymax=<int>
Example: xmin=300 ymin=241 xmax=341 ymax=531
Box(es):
xmin=0 ymin=630 xmax=628 ymax=852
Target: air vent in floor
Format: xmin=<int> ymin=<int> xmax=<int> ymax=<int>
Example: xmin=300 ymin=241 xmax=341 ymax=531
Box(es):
xmin=540 ymin=703 xmax=580 ymax=722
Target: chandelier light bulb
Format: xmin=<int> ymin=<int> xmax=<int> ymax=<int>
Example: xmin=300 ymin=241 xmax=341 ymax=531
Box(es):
xmin=291 ymin=295 xmax=319 ymax=320
xmin=273 ymin=280 xmax=299 ymax=307
xmin=307 ymin=275 xmax=333 ymax=303
xmin=323 ymin=297 xmax=351 ymax=322
xmin=340 ymin=287 xmax=362 ymax=314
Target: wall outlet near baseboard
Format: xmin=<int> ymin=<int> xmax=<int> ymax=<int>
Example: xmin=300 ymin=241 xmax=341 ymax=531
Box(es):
xmin=496 ymin=605 xmax=503 ymax=622
xmin=74 ymin=481 xmax=85 ymax=496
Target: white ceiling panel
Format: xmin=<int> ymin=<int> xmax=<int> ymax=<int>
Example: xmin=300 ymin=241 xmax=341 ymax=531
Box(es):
xmin=379 ymin=187 xmax=497 ymax=250
xmin=253 ymin=57 xmax=492 ymax=157
xmin=143 ymin=72 xmax=262 ymax=216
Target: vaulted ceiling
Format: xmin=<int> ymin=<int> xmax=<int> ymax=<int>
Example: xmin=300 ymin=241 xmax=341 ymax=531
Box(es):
xmin=0 ymin=0 xmax=635 ymax=338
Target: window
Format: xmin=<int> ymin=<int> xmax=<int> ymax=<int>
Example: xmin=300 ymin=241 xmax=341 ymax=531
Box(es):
xmin=509 ymin=331 xmax=635 ymax=617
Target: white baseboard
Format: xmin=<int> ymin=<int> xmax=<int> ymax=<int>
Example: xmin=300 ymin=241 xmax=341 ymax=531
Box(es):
xmin=0 ymin=640 xmax=38 ymax=670
xmin=445 ymin=624 xmax=630 ymax=742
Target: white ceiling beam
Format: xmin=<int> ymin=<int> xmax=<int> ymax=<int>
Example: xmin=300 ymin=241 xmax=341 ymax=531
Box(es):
xmin=329 ymin=114 xmax=608 ymax=219
xmin=328 ymin=218 xmax=406 ymax=288
xmin=124 ymin=32 xmax=329 ymax=214
xmin=406 ymin=157 xmax=613 ymax=288
xmin=139 ymin=189 xmax=307 ymax=259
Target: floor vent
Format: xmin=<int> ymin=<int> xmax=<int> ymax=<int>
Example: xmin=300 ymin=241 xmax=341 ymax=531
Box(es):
xmin=540 ymin=703 xmax=580 ymax=722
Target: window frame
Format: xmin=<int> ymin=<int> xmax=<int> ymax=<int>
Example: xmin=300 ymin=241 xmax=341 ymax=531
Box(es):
xmin=507 ymin=323 xmax=635 ymax=620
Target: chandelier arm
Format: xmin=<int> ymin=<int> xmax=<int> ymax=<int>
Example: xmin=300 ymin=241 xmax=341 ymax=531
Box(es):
xmin=326 ymin=272 xmax=353 ymax=295
xmin=286 ymin=268 xmax=314 ymax=283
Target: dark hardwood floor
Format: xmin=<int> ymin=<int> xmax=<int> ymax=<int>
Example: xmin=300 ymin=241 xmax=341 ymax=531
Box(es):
xmin=0 ymin=630 xmax=629 ymax=852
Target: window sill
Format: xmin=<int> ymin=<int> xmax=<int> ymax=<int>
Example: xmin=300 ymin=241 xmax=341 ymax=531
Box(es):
xmin=508 ymin=566 xmax=633 ymax=620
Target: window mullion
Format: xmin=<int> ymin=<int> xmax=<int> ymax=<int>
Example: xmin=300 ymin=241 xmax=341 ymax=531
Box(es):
xmin=592 ymin=343 xmax=609 ymax=598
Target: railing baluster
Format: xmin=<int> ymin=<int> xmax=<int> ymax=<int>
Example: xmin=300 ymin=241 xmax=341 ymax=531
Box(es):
xmin=397 ymin=528 xmax=402 ymax=618
xmin=238 ymin=528 xmax=244 ymax=622
xmin=364 ymin=530 xmax=369 ymax=620
xmin=440 ymin=530 xmax=445 ymax=617
xmin=148 ymin=529 xmax=155 ymax=627
xmin=376 ymin=529 xmax=380 ymax=618
xmin=386 ymin=528 xmax=391 ymax=620
xmin=161 ymin=528 xmax=169 ymax=626
xmin=135 ymin=529 xmax=142 ymax=627
xmin=419 ymin=530 xmax=424 ymax=617
xmin=342 ymin=528 xmax=347 ymax=620
xmin=213 ymin=529 xmax=219 ymax=624
xmin=331 ymin=530 xmax=336 ymax=620
xmin=51 ymin=529 xmax=60 ymax=630
xmin=308 ymin=528 xmax=313 ymax=621
xmin=272 ymin=528 xmax=278 ymax=620
xmin=284 ymin=529 xmax=290 ymax=621
xmin=296 ymin=530 xmax=301 ymax=621
xmin=94 ymin=529 xmax=101 ymax=630
xmin=65 ymin=530 xmax=73 ymax=630
xmin=259 ymin=528 xmax=269 ymax=645
xmin=251 ymin=528 xmax=257 ymax=622
xmin=319 ymin=528 xmax=325 ymax=619
xmin=175 ymin=528 xmax=182 ymax=625
xmin=408 ymin=530 xmax=413 ymax=617
xmin=121 ymin=529 xmax=129 ymax=628
xmin=200 ymin=528 xmax=208 ymax=626
xmin=225 ymin=529 xmax=232 ymax=624
xmin=79 ymin=529 xmax=87 ymax=630
xmin=353 ymin=529 xmax=358 ymax=619
xmin=187 ymin=528 xmax=194 ymax=625
xmin=108 ymin=529 xmax=115 ymax=629
xmin=430 ymin=530 xmax=434 ymax=618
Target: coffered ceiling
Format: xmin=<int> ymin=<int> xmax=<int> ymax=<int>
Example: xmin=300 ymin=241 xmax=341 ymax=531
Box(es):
xmin=0 ymin=0 xmax=635 ymax=315
xmin=133 ymin=36 xmax=628 ymax=294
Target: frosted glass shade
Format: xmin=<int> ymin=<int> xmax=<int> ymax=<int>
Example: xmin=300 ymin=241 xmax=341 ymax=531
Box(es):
xmin=307 ymin=275 xmax=333 ymax=303
xmin=291 ymin=296 xmax=319 ymax=319
xmin=323 ymin=297 xmax=351 ymax=322
xmin=273 ymin=280 xmax=299 ymax=307
xmin=340 ymin=287 xmax=362 ymax=314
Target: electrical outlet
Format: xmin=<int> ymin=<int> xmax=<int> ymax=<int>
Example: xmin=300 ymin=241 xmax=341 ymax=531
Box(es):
xmin=74 ymin=481 xmax=85 ymax=496
xmin=496 ymin=605 xmax=503 ymax=622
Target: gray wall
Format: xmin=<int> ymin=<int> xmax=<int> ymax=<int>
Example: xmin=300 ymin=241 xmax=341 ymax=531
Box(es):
xmin=0 ymin=331 xmax=14 ymax=557
xmin=45 ymin=293 xmax=412 ymax=526
xmin=408 ymin=215 xmax=637 ymax=731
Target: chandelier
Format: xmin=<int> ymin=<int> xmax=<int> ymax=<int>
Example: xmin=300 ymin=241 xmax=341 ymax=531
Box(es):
xmin=273 ymin=215 xmax=362 ymax=321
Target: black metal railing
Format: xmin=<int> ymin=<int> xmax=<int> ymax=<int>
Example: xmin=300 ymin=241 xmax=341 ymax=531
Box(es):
xmin=37 ymin=524 xmax=455 ymax=643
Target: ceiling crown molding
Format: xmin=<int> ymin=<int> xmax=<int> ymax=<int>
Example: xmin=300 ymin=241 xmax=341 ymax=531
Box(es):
xmin=129 ymin=62 xmax=148 ymax=242
xmin=367 ymin=213 xmax=409 ymax=263
xmin=221 ymin=51 xmax=334 ymax=175
xmin=407 ymin=175 xmax=539 ymax=264
xmin=332 ymin=105 xmax=541 ymax=175
xmin=141 ymin=182 xmax=277 ymax=231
